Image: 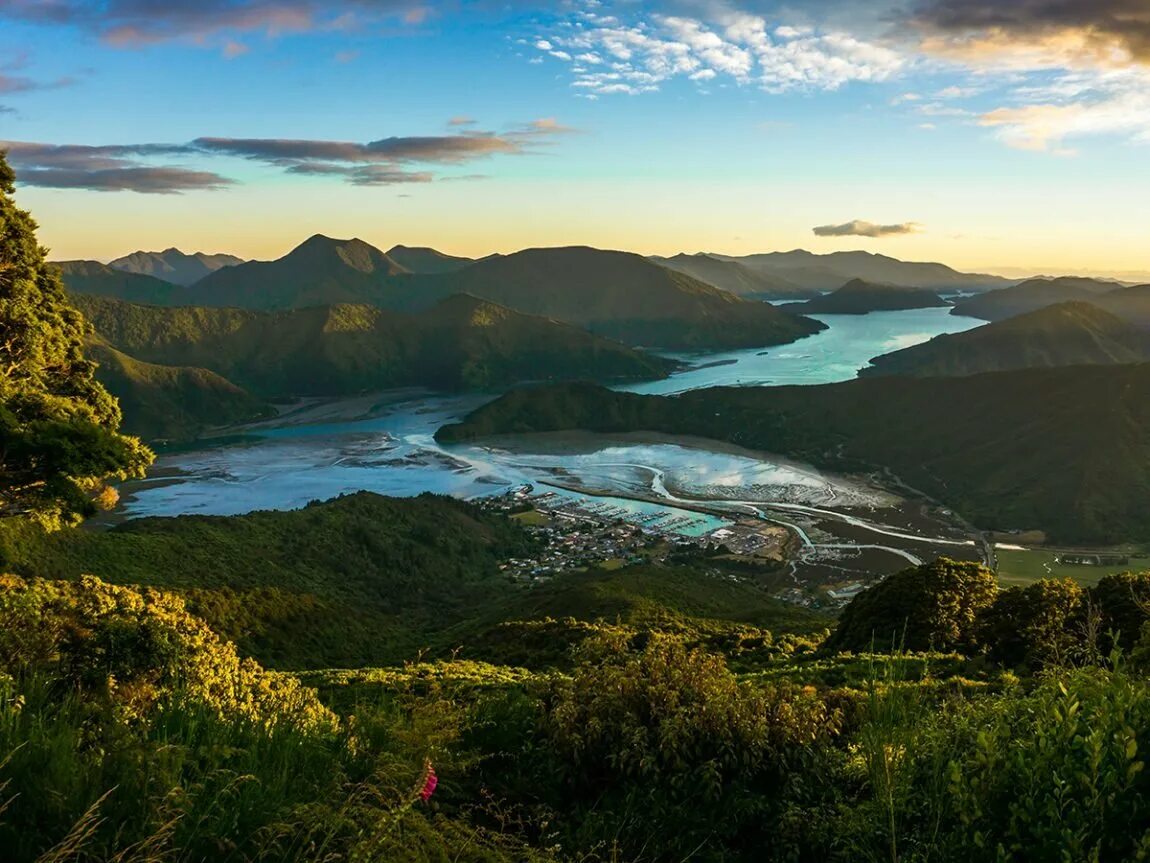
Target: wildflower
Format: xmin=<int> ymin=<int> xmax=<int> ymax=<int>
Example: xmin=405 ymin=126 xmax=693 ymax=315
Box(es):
xmin=419 ymin=760 xmax=438 ymax=803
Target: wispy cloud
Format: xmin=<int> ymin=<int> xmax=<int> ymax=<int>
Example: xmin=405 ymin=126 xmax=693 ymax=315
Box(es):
xmin=1 ymin=119 xmax=575 ymax=193
xmin=0 ymin=0 xmax=427 ymax=48
xmin=813 ymin=220 xmax=920 ymax=238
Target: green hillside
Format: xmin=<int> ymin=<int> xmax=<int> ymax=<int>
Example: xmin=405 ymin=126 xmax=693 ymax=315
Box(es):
xmin=651 ymin=252 xmax=815 ymax=298
xmin=189 ymin=234 xmax=409 ymax=308
xmin=75 ymin=292 xmax=677 ymax=399
xmin=385 ymin=243 xmax=474 ymax=273
xmin=951 ymin=276 xmax=1121 ymax=321
xmin=53 ymin=259 xmax=190 ymax=303
xmin=86 ymin=339 xmax=272 ymax=440
xmin=864 ymin=302 xmax=1150 ymax=378
xmin=1099 ymin=283 xmax=1150 ymax=327
xmin=437 ymin=368 xmax=1150 ymax=543
xmin=396 ymin=245 xmax=828 ymax=350
xmin=3 ymin=492 xmax=533 ymax=668
xmin=800 ymin=278 xmax=949 ymax=314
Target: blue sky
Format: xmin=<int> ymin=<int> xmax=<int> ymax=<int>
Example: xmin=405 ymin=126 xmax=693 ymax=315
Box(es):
xmin=2 ymin=0 xmax=1149 ymax=278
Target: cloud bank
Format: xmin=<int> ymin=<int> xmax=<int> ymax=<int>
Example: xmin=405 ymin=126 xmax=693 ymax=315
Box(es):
xmin=1 ymin=120 xmax=573 ymax=193
xmin=813 ymin=220 xmax=920 ymax=238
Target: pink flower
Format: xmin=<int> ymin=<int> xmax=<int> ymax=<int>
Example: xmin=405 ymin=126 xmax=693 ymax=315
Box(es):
xmin=419 ymin=763 xmax=438 ymax=803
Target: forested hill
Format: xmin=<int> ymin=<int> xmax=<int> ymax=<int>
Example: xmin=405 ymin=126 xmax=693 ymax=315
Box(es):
xmin=800 ymin=278 xmax=949 ymax=314
xmin=437 ymin=367 xmax=1150 ymax=544
xmin=864 ymin=302 xmax=1150 ymax=378
xmin=77 ymin=292 xmax=679 ymax=393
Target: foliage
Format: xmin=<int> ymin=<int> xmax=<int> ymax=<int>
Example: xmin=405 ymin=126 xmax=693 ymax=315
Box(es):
xmin=0 ymin=153 xmax=152 ymax=526
xmin=0 ymin=576 xmax=555 ymax=863
xmin=536 ymin=633 xmax=840 ymax=860
xmin=825 ymin=559 xmax=998 ymax=654
xmin=836 ymin=667 xmax=1150 ymax=863
xmin=980 ymin=578 xmax=1089 ymax=669
xmin=1 ymin=492 xmax=537 ymax=669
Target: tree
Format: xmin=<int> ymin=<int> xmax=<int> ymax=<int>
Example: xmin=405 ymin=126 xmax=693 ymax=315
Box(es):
xmin=1091 ymin=571 xmax=1150 ymax=651
xmin=0 ymin=152 xmax=151 ymax=527
xmin=825 ymin=558 xmax=999 ymax=654
xmin=980 ymin=578 xmax=1086 ymax=669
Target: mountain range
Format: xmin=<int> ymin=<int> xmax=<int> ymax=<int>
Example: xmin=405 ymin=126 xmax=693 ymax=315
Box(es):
xmin=437 ymin=366 xmax=1150 ymax=544
xmin=59 ymin=237 xmax=829 ymax=352
xmin=75 ymin=292 xmax=679 ymax=439
xmin=649 ymin=253 xmax=816 ymax=299
xmin=108 ymin=248 xmax=245 ymax=286
xmin=950 ymin=277 xmax=1126 ymax=322
xmin=711 ymin=249 xmax=1013 ymax=293
xmin=863 ymin=302 xmax=1150 ymax=378
xmin=800 ymin=279 xmax=949 ymax=315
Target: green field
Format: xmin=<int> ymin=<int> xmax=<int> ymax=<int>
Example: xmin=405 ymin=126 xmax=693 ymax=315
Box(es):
xmin=996 ymin=547 xmax=1150 ymax=587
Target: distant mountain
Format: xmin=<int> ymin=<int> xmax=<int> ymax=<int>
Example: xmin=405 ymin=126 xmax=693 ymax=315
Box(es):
xmin=76 ymin=292 xmax=677 ymax=401
xmin=951 ymin=277 xmax=1122 ymax=322
xmin=108 ymin=248 xmax=244 ymax=286
xmin=800 ymin=279 xmax=949 ymax=315
xmin=1096 ymin=284 xmax=1150 ymax=328
xmin=394 ymin=246 xmax=828 ymax=350
xmin=714 ymin=250 xmax=1013 ymax=293
xmin=437 ymin=366 xmax=1150 ymax=544
xmin=188 ymin=234 xmax=410 ymax=309
xmin=53 ymin=260 xmax=190 ymax=304
xmin=863 ymin=302 xmax=1150 ymax=378
xmin=650 ymin=253 xmax=816 ymax=299
xmin=385 ymin=244 xmax=473 ymax=274
xmin=63 ymin=238 xmax=827 ymax=352
xmin=86 ymin=339 xmax=271 ymax=441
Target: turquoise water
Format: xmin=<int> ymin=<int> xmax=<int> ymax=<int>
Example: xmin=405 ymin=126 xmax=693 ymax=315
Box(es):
xmin=120 ymin=309 xmax=982 ymax=528
xmin=618 ymin=307 xmax=981 ymax=394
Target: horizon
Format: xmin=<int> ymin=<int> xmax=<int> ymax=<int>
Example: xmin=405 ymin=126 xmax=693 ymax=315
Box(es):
xmin=2 ymin=0 xmax=1149 ymax=277
xmin=54 ymin=232 xmax=1150 ymax=284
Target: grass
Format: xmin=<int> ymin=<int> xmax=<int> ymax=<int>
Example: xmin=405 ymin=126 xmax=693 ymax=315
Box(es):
xmin=510 ymin=509 xmax=549 ymax=527
xmin=996 ymin=547 xmax=1148 ymax=587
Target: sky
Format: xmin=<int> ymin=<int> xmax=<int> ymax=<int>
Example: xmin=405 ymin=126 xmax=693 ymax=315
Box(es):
xmin=1 ymin=0 xmax=1149 ymax=278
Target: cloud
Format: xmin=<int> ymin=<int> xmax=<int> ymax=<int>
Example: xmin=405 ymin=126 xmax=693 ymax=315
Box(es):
xmin=533 ymin=2 xmax=904 ymax=96
xmin=813 ymin=220 xmax=921 ymax=238
xmin=1 ymin=141 xmax=233 ymax=193
xmin=284 ymin=163 xmax=434 ymax=185
xmin=13 ymin=167 xmax=236 ymax=193
xmin=0 ymin=119 xmax=574 ymax=193
xmin=447 ymin=116 xmax=476 ymax=126
xmin=909 ymin=0 xmax=1150 ymax=69
xmin=0 ymin=0 xmax=427 ymax=48
xmin=193 ymin=133 xmax=525 ymax=164
xmin=979 ymin=87 xmax=1150 ymax=150
xmin=0 ymin=72 xmax=76 ymax=94
xmin=223 ymin=40 xmax=249 ymax=58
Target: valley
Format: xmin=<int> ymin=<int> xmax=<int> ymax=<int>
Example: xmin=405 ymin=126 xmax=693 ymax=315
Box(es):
xmin=108 ymin=307 xmax=989 ymax=601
